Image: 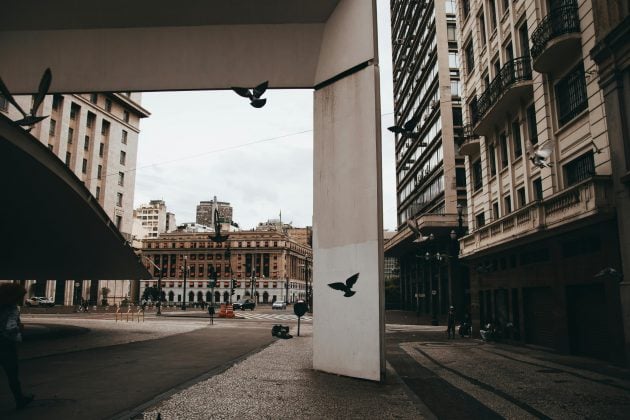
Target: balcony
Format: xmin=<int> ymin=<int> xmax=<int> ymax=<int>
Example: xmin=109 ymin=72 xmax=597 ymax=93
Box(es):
xmin=458 ymin=124 xmax=480 ymax=156
xmin=531 ymin=4 xmax=581 ymax=74
xmin=472 ymin=57 xmax=534 ymax=136
xmin=460 ymin=177 xmax=614 ymax=258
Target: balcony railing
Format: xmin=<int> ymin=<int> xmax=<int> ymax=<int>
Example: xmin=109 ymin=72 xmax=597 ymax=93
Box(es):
xmin=460 ymin=177 xmax=614 ymax=257
xmin=459 ymin=123 xmax=480 ymax=156
xmin=531 ymin=4 xmax=580 ymax=59
xmin=473 ymin=57 xmax=533 ymax=126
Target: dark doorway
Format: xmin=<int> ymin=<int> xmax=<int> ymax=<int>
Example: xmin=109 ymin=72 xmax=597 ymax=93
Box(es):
xmin=523 ymin=287 xmax=554 ymax=348
xmin=566 ymin=283 xmax=609 ymax=360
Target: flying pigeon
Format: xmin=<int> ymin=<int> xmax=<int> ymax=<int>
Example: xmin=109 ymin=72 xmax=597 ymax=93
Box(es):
xmin=594 ymin=267 xmax=623 ymax=280
xmin=0 ymin=68 xmax=52 ymax=131
xmin=528 ymin=141 xmax=554 ymax=169
xmin=231 ymin=81 xmax=268 ymax=108
xmin=388 ymin=114 xmax=420 ymax=137
xmin=328 ymin=273 xmax=359 ymax=297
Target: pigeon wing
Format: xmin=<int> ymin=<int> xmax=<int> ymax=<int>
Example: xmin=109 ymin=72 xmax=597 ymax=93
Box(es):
xmin=328 ymin=282 xmax=347 ymax=291
xmin=231 ymin=87 xmax=253 ymax=99
xmin=252 ymin=81 xmax=268 ymax=98
xmin=406 ymin=219 xmax=421 ymax=237
xmin=31 ymin=68 xmax=52 ymax=116
xmin=250 ymin=98 xmax=267 ymax=108
xmin=14 ymin=115 xmax=48 ymax=126
xmin=345 ymin=273 xmax=359 ymax=288
xmin=403 ymin=114 xmax=420 ymax=131
xmin=0 ymin=76 xmax=27 ymax=117
xmin=387 ymin=125 xmax=405 ymax=134
xmin=536 ymin=142 xmax=554 ymax=159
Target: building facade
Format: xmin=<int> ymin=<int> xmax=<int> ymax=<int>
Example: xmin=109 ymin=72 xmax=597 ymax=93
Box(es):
xmin=132 ymin=199 xmax=177 ymax=242
xmin=196 ymin=197 xmax=233 ymax=229
xmin=139 ymin=229 xmax=312 ymax=306
xmin=456 ymin=0 xmax=626 ymax=364
xmin=1 ymin=92 xmax=149 ymax=305
xmin=385 ymin=0 xmax=470 ymax=322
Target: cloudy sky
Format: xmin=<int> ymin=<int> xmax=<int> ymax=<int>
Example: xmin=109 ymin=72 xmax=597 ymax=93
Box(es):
xmin=133 ymin=1 xmax=397 ymax=231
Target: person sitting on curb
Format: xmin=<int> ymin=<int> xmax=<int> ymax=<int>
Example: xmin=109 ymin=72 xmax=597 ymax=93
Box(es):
xmin=0 ymin=283 xmax=35 ymax=410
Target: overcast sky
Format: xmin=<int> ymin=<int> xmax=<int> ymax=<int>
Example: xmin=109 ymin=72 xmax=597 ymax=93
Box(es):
xmin=133 ymin=1 xmax=397 ymax=231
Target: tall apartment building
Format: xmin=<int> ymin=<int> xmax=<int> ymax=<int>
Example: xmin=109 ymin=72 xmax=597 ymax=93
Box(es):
xmin=140 ymin=229 xmax=312 ymax=306
xmin=384 ymin=0 xmax=469 ymax=322
xmin=1 ymin=92 xmax=149 ymax=304
xmin=132 ymin=200 xmax=177 ymax=242
xmin=456 ymin=0 xmax=626 ymax=364
xmin=196 ymin=197 xmax=233 ymax=229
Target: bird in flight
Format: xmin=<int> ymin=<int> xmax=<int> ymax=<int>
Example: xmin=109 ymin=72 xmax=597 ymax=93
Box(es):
xmin=388 ymin=114 xmax=420 ymax=137
xmin=0 ymin=68 xmax=52 ymax=131
xmin=328 ymin=273 xmax=359 ymax=297
xmin=527 ymin=141 xmax=554 ymax=169
xmin=231 ymin=81 xmax=268 ymax=108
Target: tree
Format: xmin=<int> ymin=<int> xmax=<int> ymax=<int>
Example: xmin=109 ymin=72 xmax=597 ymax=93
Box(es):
xmin=142 ymin=287 xmax=160 ymax=302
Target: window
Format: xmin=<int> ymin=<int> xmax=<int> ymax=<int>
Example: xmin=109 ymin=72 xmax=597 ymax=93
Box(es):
xmin=116 ymin=193 xmax=123 ymax=207
xmin=478 ymin=12 xmax=487 ymax=47
xmin=121 ymin=130 xmax=128 ymax=144
xmin=123 ymin=110 xmax=130 ymax=123
xmin=67 ymin=127 xmax=73 ymax=144
xmin=449 ymin=51 xmax=460 ymax=68
xmin=488 ymin=144 xmax=497 ymax=176
xmin=464 ymin=41 xmax=475 ymax=74
xmin=519 ymin=23 xmax=530 ymax=57
xmin=49 ymin=119 xmax=56 ymax=136
xmin=488 ymin=0 xmax=498 ymax=31
xmin=517 ymin=187 xmax=526 ymax=208
xmin=105 ymin=98 xmax=112 ymax=112
xmin=52 ymin=95 xmax=62 ymax=111
xmin=499 ymin=132 xmax=509 ymax=168
xmin=505 ymin=41 xmax=514 ymax=62
xmin=461 ymin=0 xmax=471 ymax=18
xmin=118 ymin=172 xmax=125 ymax=186
xmin=556 ymin=63 xmax=588 ymax=126
xmin=97 ymin=165 xmax=102 ymax=179
xmin=70 ymin=103 xmax=80 ymax=120
xmin=475 ymin=212 xmax=486 ymax=228
xmin=447 ymin=24 xmax=457 ymax=42
xmin=84 ymin=135 xmax=90 ymax=151
xmin=101 ymin=120 xmax=110 ymax=135
xmin=90 ymin=93 xmax=98 ymax=104
xmin=565 ymin=152 xmax=595 ymax=186
xmin=533 ymin=178 xmax=543 ymax=200
xmin=456 ymin=167 xmax=467 ymax=187
xmin=115 ymin=215 xmax=122 ymax=229
xmin=493 ymin=57 xmax=501 ymax=78
xmin=511 ymin=121 xmax=522 ymax=158
xmin=504 ymin=195 xmax=512 ymax=214
xmin=472 ymin=159 xmax=483 ymax=191
xmin=82 ymin=159 xmax=88 ymax=174
xmin=451 ymin=80 xmax=460 ymax=97
xmin=86 ymin=112 xmax=95 ymax=128
xmin=65 ymin=152 xmax=71 ymax=165
xmin=120 ymin=150 xmax=126 ymax=165
xmin=95 ymin=186 xmax=101 ymax=200
xmin=445 ymin=0 xmax=456 ymax=14
xmin=527 ymin=104 xmax=538 ymax=145
xmin=501 ymin=0 xmax=510 ymax=15
xmin=452 ymin=107 xmax=462 ymax=125
xmin=492 ymin=202 xmax=500 ymax=220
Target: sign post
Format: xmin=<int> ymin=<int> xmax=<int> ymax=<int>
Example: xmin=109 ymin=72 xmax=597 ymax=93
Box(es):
xmin=294 ymin=300 xmax=308 ymax=337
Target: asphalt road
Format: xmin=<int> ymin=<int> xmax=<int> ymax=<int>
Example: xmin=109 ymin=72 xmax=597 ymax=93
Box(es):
xmin=0 ymin=316 xmax=276 ymax=419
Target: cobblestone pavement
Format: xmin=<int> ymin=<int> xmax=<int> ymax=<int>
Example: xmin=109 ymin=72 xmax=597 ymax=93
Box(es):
xmin=387 ymin=326 xmax=630 ymax=419
xmin=142 ymin=324 xmax=428 ymax=420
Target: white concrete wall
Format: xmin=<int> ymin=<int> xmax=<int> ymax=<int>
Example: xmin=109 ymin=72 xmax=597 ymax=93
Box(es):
xmin=313 ymin=63 xmax=384 ymax=382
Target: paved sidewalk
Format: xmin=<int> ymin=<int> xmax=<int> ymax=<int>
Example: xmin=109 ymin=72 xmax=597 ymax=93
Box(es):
xmin=141 ymin=325 xmax=432 ymax=420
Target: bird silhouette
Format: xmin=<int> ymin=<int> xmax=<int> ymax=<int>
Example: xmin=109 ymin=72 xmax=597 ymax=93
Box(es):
xmin=0 ymin=68 xmax=52 ymax=131
xmin=328 ymin=273 xmax=359 ymax=297
xmin=527 ymin=141 xmax=554 ymax=169
xmin=406 ymin=219 xmax=432 ymax=243
xmin=388 ymin=114 xmax=420 ymax=137
xmin=231 ymin=81 xmax=268 ymax=108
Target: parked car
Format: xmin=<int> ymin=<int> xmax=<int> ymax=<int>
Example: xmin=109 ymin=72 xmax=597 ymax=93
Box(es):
xmin=233 ymin=299 xmax=256 ymax=310
xmin=25 ymin=296 xmax=55 ymax=307
xmin=272 ymin=300 xmax=287 ymax=310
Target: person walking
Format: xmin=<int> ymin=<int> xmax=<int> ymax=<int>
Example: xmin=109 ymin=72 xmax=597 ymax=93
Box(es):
xmin=0 ymin=283 xmax=34 ymax=410
xmin=447 ymin=305 xmax=456 ymax=339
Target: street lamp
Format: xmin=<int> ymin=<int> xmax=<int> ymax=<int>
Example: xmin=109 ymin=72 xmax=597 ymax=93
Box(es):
xmin=74 ymin=282 xmax=81 ymax=307
xmin=181 ymin=255 xmax=189 ymax=310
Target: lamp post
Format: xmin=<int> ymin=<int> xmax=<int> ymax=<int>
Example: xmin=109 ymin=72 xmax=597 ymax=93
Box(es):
xmin=74 ymin=282 xmax=81 ymax=307
xmin=181 ymin=255 xmax=188 ymax=310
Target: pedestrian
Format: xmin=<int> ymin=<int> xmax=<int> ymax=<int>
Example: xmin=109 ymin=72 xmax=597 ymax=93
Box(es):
xmin=447 ymin=305 xmax=456 ymax=339
xmin=0 ymin=283 xmax=34 ymax=410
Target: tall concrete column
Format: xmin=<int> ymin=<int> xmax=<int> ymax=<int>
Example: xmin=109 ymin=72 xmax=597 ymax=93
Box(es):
xmin=313 ymin=63 xmax=384 ymax=382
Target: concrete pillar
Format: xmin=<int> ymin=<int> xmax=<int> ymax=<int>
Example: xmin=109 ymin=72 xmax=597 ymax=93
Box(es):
xmin=312 ymin=63 xmax=384 ymax=382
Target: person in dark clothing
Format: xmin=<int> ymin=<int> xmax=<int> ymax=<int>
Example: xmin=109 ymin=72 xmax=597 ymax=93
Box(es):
xmin=0 ymin=283 xmax=34 ymax=410
xmin=446 ymin=305 xmax=456 ymax=339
